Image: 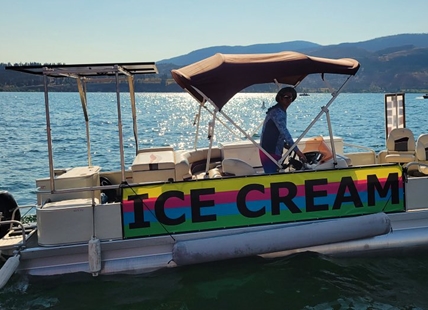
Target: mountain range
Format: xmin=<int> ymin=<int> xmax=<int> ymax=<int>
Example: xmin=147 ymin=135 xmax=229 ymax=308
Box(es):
xmin=1 ymin=33 xmax=428 ymax=92
xmin=158 ymin=33 xmax=428 ymax=65
xmin=156 ymin=33 xmax=428 ymax=92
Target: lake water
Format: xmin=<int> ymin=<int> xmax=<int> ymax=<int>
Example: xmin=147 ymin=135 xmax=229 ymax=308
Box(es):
xmin=1 ymin=92 xmax=428 ymax=309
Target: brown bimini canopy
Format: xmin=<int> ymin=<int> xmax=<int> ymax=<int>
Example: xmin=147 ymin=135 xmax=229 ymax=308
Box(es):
xmin=171 ymin=51 xmax=360 ymax=110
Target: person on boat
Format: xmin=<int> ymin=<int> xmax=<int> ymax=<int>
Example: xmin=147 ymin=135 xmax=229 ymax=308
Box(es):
xmin=259 ymin=87 xmax=306 ymax=173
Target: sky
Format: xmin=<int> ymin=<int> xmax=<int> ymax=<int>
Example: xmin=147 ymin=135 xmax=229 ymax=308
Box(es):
xmin=1 ymin=0 xmax=427 ymax=64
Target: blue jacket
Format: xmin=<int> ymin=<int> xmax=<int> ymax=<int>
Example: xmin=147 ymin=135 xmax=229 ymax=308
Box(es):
xmin=260 ymin=104 xmax=298 ymax=156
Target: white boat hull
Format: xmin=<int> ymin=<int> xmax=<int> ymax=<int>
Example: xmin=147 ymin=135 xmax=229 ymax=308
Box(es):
xmin=11 ymin=211 xmax=428 ymax=277
xmin=3 ymin=59 xmax=428 ymax=289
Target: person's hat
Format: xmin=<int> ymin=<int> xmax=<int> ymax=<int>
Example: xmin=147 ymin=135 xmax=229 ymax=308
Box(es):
xmin=275 ymin=87 xmax=297 ymax=102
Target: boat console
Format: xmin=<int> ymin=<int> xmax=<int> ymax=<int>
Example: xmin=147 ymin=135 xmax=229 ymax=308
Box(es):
xmin=36 ymin=166 xmax=101 ymax=204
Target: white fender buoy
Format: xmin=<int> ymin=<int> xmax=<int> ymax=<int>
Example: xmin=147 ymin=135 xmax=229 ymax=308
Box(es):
xmin=88 ymin=238 xmax=101 ymax=276
xmin=0 ymin=254 xmax=20 ymax=289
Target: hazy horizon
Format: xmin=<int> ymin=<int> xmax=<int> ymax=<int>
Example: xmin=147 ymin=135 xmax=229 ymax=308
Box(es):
xmin=1 ymin=0 xmax=427 ymax=63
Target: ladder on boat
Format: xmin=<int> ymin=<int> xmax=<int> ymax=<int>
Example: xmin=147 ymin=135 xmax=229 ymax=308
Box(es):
xmin=0 ymin=221 xmax=37 ymax=289
xmin=0 ymin=221 xmax=37 ymax=254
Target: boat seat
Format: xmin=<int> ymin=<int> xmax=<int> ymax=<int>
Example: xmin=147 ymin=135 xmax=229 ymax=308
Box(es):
xmin=416 ymin=134 xmax=428 ymax=175
xmin=208 ymin=167 xmax=223 ymax=178
xmin=222 ymin=158 xmax=256 ymax=176
xmin=416 ymin=134 xmax=428 ymax=161
xmin=132 ymin=147 xmax=176 ymax=182
xmin=174 ymin=151 xmax=192 ymax=180
xmin=384 ymin=128 xmax=416 ymax=164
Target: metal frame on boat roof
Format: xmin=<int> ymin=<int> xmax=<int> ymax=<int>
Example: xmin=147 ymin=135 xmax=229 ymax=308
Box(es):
xmin=6 ymin=62 xmax=158 ymax=77
xmin=6 ymin=62 xmax=158 ymax=190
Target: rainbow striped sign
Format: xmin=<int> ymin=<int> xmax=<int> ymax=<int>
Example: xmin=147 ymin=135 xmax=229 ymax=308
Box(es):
xmin=121 ymin=164 xmax=404 ymax=238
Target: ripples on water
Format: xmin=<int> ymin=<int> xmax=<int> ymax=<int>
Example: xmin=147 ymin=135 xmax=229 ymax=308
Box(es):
xmin=1 ymin=92 xmax=427 ymax=309
xmin=2 ymin=253 xmax=428 ymax=309
xmin=2 ymin=92 xmax=427 ymax=206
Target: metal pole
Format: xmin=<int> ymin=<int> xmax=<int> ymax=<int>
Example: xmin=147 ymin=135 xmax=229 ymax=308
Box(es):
xmin=77 ymin=78 xmax=92 ymax=167
xmin=279 ymin=75 xmax=354 ymax=164
xmin=128 ymin=76 xmax=138 ymax=155
xmin=205 ymin=110 xmax=217 ymax=174
xmin=324 ymin=108 xmax=338 ymax=164
xmin=115 ymin=67 xmax=126 ymax=182
xmin=193 ymin=104 xmax=202 ymax=150
xmin=43 ymin=72 xmax=56 ymax=192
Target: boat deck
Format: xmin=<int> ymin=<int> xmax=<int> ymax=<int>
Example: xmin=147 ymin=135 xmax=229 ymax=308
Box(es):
xmin=0 ymin=225 xmax=37 ymax=254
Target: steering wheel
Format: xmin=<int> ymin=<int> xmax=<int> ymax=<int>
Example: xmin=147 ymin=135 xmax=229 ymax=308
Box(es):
xmin=281 ymin=144 xmax=304 ymax=170
xmin=304 ymin=151 xmax=323 ymax=165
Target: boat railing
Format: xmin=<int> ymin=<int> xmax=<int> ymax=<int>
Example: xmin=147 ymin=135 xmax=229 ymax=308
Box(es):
xmin=342 ymin=142 xmax=377 ymax=165
xmin=0 ymin=220 xmax=31 ymax=250
xmin=403 ymin=161 xmax=428 ymax=178
xmin=0 ymin=204 xmax=36 ymax=231
xmin=343 ymin=141 xmax=376 ymax=153
xmin=38 ymin=184 xmax=118 ymax=194
xmin=37 ymin=184 xmax=121 ymax=205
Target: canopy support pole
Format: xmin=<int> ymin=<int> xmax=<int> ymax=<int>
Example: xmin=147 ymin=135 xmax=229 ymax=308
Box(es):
xmin=193 ymin=103 xmax=203 ymax=150
xmin=190 ymin=75 xmax=353 ymax=172
xmin=323 ymin=106 xmax=338 ymax=165
xmin=42 ymin=71 xmax=56 ymax=192
xmin=192 ymin=86 xmax=281 ymax=169
xmin=114 ymin=66 xmax=126 ymax=182
xmin=218 ymin=110 xmax=281 ymax=168
xmin=279 ymin=75 xmax=354 ymax=164
xmin=205 ymin=110 xmax=217 ymax=175
xmin=197 ymin=102 xmax=242 ymax=140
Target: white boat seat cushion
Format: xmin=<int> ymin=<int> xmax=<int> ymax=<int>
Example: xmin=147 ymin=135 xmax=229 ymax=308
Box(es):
xmin=222 ymin=158 xmax=256 ymax=176
xmin=174 ymin=151 xmax=192 ymax=180
xmin=415 ymin=134 xmax=428 ymax=175
xmin=384 ymin=153 xmax=416 ymax=163
xmin=416 ymin=134 xmax=428 ymax=161
xmin=419 ymin=165 xmax=428 ymax=175
xmin=384 ymin=128 xmax=416 ymax=163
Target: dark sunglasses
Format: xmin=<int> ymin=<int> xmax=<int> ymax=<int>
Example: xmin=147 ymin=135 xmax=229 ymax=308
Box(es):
xmin=283 ymin=95 xmax=293 ymax=99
